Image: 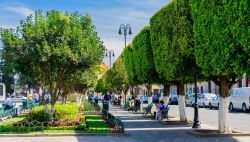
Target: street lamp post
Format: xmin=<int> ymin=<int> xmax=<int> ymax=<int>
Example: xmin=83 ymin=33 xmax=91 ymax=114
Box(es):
xmin=105 ymin=49 xmax=115 ymax=68
xmin=118 ymin=24 xmax=132 ymax=105
xmin=0 ymin=49 xmax=4 ymax=83
xmin=118 ymin=24 xmax=132 ymax=49
xmin=192 ymin=70 xmax=201 ymax=128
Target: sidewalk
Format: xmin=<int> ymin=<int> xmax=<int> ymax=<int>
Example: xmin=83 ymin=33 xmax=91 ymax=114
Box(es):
xmin=107 ymin=105 xmax=250 ymax=142
xmin=0 ymin=105 xmax=249 ymax=142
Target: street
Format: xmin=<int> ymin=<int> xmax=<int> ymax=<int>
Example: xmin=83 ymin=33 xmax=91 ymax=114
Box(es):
xmin=169 ymin=105 xmax=250 ymax=132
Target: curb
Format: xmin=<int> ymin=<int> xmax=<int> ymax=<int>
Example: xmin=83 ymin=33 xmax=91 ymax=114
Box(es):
xmin=186 ymin=129 xmax=250 ymax=137
xmin=0 ymin=132 xmax=131 ymax=137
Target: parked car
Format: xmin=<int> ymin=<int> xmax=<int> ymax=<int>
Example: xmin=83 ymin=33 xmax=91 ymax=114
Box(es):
xmin=140 ymin=95 xmax=148 ymax=104
xmin=229 ymin=87 xmax=250 ymax=112
xmin=197 ymin=93 xmax=217 ymax=108
xmin=185 ymin=93 xmax=193 ymax=106
xmin=185 ymin=93 xmax=201 ymax=107
xmin=169 ymin=93 xmax=178 ymax=105
xmin=209 ymin=95 xmax=220 ymax=109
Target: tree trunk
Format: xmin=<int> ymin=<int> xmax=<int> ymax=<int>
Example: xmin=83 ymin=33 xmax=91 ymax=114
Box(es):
xmin=130 ymin=86 xmax=134 ymax=97
xmin=121 ymin=89 xmax=125 ymax=106
xmin=79 ymin=89 xmax=86 ymax=106
xmin=163 ymin=84 xmax=170 ymax=105
xmin=146 ymin=84 xmax=152 ymax=104
xmin=218 ymin=78 xmax=232 ymax=133
xmin=50 ymin=91 xmax=57 ymax=118
xmin=51 ymin=103 xmax=55 ymax=120
xmin=124 ymin=86 xmax=130 ymax=103
xmin=177 ymin=81 xmax=187 ymax=122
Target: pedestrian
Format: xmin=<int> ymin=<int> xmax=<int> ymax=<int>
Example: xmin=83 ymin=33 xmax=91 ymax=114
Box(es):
xmin=33 ymin=91 xmax=39 ymax=103
xmin=103 ymin=92 xmax=111 ymax=111
xmin=118 ymin=95 xmax=122 ymax=106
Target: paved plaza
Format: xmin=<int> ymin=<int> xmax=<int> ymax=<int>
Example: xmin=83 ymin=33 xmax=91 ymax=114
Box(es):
xmin=0 ymin=105 xmax=250 ymax=142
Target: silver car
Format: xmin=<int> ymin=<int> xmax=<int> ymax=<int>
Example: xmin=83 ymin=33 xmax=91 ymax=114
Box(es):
xmin=197 ymin=93 xmax=217 ymax=108
xmin=209 ymin=95 xmax=220 ymax=109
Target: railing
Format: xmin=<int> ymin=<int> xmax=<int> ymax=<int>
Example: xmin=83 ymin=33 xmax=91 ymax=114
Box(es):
xmin=101 ymin=108 xmax=124 ymax=133
xmin=0 ymin=121 xmax=85 ymax=133
xmin=83 ymin=100 xmax=124 ymax=133
xmin=0 ymin=107 xmax=16 ymax=120
xmin=0 ymin=100 xmax=40 ymax=120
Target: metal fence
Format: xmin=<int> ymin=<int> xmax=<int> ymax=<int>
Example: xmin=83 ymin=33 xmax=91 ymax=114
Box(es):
xmin=0 ymin=121 xmax=85 ymax=133
xmin=101 ymin=108 xmax=124 ymax=133
xmin=0 ymin=101 xmax=40 ymax=120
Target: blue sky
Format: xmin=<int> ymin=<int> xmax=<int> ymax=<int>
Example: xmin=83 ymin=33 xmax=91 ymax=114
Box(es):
xmin=0 ymin=0 xmax=170 ymax=66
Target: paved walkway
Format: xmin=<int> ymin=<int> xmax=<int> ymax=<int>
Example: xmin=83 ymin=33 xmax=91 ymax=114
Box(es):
xmin=0 ymin=105 xmax=250 ymax=142
xmin=107 ymin=105 xmax=250 ymax=142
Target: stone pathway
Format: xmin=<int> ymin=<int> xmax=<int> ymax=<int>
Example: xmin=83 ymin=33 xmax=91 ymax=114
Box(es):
xmin=0 ymin=104 xmax=249 ymax=142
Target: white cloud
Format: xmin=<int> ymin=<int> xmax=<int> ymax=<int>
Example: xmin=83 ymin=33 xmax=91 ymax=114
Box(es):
xmin=0 ymin=23 xmax=16 ymax=29
xmin=6 ymin=6 xmax=34 ymax=17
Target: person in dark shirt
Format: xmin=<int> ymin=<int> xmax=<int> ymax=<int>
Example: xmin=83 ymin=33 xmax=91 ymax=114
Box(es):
xmin=103 ymin=92 xmax=111 ymax=111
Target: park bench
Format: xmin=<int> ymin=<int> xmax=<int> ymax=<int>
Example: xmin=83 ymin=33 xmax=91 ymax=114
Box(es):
xmin=158 ymin=106 xmax=170 ymax=122
xmin=143 ymin=103 xmax=153 ymax=117
xmin=0 ymin=106 xmax=16 ymax=121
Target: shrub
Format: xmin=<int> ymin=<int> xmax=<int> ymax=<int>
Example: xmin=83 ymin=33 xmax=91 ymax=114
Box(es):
xmin=27 ymin=103 xmax=79 ymax=122
xmin=26 ymin=106 xmax=50 ymax=122
xmin=54 ymin=103 xmax=78 ymax=121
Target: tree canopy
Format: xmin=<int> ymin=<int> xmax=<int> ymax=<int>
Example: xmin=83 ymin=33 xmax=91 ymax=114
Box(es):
xmin=132 ymin=26 xmax=159 ymax=85
xmin=123 ymin=44 xmax=138 ymax=86
xmin=1 ymin=10 xmax=104 ymax=114
xmin=150 ymin=0 xmax=195 ymax=83
xmin=191 ymin=0 xmax=250 ymax=80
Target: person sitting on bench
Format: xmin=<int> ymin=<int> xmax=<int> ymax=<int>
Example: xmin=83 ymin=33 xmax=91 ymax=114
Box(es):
xmin=154 ymin=100 xmax=165 ymax=120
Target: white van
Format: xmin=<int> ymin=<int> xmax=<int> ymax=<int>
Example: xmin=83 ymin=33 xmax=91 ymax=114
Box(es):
xmin=229 ymin=87 xmax=250 ymax=112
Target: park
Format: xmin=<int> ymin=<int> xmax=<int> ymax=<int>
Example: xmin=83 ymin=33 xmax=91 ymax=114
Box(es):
xmin=0 ymin=0 xmax=250 ymax=142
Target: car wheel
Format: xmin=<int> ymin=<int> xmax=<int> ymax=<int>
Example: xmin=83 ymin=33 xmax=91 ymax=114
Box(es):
xmin=229 ymin=103 xmax=234 ymax=112
xmin=242 ymin=103 xmax=247 ymax=112
xmin=209 ymin=103 xmax=212 ymax=109
xmin=203 ymin=103 xmax=205 ymax=108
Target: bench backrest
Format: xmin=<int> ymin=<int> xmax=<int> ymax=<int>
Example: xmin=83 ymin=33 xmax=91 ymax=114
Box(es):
xmin=162 ymin=106 xmax=170 ymax=115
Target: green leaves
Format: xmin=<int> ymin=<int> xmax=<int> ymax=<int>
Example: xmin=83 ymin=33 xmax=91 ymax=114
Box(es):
xmin=150 ymin=0 xmax=196 ymax=83
xmin=132 ymin=26 xmax=159 ymax=84
xmin=191 ymin=0 xmax=250 ymax=78
xmin=1 ymin=10 xmax=104 ymax=108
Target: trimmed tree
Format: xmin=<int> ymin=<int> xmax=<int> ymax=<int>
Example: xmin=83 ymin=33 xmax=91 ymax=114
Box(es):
xmin=123 ymin=44 xmax=139 ymax=97
xmin=109 ymin=55 xmax=129 ymax=92
xmin=191 ymin=0 xmax=250 ymax=133
xmin=150 ymin=0 xmax=195 ymax=122
xmin=132 ymin=26 xmax=159 ymax=101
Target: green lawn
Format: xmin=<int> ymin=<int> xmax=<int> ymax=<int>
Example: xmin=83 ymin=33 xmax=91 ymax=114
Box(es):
xmin=85 ymin=115 xmax=110 ymax=132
